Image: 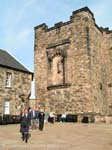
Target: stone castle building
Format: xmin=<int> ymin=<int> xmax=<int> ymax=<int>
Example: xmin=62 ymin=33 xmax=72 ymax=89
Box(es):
xmin=0 ymin=49 xmax=33 ymax=116
xmin=34 ymin=7 xmax=112 ymax=121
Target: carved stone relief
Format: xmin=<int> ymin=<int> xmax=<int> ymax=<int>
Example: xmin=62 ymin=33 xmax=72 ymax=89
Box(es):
xmin=47 ymin=49 xmax=66 ymax=86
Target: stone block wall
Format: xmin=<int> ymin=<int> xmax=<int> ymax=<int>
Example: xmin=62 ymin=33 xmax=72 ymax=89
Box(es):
xmin=34 ymin=7 xmax=112 ymax=120
xmin=0 ymin=67 xmax=32 ymax=115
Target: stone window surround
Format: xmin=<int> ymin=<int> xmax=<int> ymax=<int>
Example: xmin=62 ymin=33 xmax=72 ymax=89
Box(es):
xmin=46 ymin=39 xmax=70 ymax=90
xmin=47 ymin=54 xmax=66 ymax=87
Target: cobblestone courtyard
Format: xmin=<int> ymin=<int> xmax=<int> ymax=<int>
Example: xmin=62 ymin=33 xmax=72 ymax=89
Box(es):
xmin=0 ymin=123 xmax=112 ymax=150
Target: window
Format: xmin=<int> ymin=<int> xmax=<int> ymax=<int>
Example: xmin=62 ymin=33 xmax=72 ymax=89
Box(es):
xmin=5 ymin=72 xmax=12 ymax=88
xmin=4 ymin=100 xmax=10 ymax=115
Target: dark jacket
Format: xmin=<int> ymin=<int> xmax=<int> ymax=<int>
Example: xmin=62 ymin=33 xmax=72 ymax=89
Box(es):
xmin=20 ymin=114 xmax=30 ymax=133
xmin=29 ymin=110 xmax=39 ymax=120
xmin=38 ymin=112 xmax=45 ymax=130
xmin=38 ymin=112 xmax=45 ymax=123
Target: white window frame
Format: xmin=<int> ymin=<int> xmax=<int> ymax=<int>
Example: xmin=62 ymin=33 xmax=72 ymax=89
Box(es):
xmin=5 ymin=72 xmax=12 ymax=88
xmin=4 ymin=101 xmax=10 ymax=115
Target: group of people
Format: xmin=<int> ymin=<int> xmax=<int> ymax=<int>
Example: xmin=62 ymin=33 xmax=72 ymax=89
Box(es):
xmin=19 ymin=107 xmax=67 ymax=143
xmin=19 ymin=107 xmax=56 ymax=143
xmin=19 ymin=107 xmax=45 ymax=143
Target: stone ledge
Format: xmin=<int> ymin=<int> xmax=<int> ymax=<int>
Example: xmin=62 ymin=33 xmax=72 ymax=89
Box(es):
xmin=46 ymin=38 xmax=70 ymax=49
xmin=47 ymin=83 xmax=71 ymax=90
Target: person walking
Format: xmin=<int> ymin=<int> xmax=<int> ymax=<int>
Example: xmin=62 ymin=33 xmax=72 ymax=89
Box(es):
xmin=28 ymin=107 xmax=37 ymax=130
xmin=20 ymin=108 xmax=31 ymax=143
xmin=38 ymin=109 xmax=45 ymax=131
xmin=44 ymin=110 xmax=49 ymax=124
xmin=35 ymin=107 xmax=40 ymax=128
xmin=49 ymin=111 xmax=55 ymax=124
xmin=61 ymin=113 xmax=66 ymax=122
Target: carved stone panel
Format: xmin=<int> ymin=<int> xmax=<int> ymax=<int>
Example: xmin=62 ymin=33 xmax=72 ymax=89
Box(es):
xmin=47 ymin=48 xmax=66 ymax=87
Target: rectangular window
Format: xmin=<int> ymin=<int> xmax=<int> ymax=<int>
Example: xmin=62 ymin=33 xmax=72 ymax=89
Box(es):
xmin=4 ymin=101 xmax=10 ymax=115
xmin=5 ymin=72 xmax=12 ymax=88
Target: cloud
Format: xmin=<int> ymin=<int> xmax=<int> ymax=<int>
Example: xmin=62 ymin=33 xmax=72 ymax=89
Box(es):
xmin=15 ymin=9 xmax=25 ymax=24
xmin=24 ymin=0 xmax=36 ymax=7
xmin=1 ymin=26 xmax=33 ymax=56
xmin=89 ymin=1 xmax=112 ymax=28
xmin=18 ymin=28 xmax=32 ymax=43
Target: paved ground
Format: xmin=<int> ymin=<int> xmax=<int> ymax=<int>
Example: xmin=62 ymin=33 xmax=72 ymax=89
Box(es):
xmin=0 ymin=122 xmax=112 ymax=150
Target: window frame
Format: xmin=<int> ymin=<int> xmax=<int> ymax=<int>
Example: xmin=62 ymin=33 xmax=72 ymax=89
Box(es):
xmin=5 ymin=72 xmax=12 ymax=88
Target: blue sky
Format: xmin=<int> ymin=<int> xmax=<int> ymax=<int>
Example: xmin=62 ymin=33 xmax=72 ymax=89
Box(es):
xmin=0 ymin=0 xmax=112 ymax=72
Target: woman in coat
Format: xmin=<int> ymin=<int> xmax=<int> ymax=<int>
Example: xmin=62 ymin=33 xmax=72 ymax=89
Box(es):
xmin=20 ymin=108 xmax=31 ymax=143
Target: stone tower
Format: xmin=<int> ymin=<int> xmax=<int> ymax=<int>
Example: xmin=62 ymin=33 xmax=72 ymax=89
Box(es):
xmin=34 ymin=7 xmax=112 ymax=121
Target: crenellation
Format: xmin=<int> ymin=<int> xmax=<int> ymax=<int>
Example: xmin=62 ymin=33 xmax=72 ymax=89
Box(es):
xmin=34 ymin=23 xmax=48 ymax=30
xmin=72 ymin=7 xmax=94 ymax=18
xmin=34 ymin=7 xmax=112 ymax=122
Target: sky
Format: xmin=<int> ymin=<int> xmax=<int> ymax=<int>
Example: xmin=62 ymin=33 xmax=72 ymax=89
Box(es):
xmin=0 ymin=0 xmax=112 ymax=72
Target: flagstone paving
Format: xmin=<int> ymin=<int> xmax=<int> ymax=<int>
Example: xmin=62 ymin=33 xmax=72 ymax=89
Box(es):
xmin=0 ymin=123 xmax=112 ymax=150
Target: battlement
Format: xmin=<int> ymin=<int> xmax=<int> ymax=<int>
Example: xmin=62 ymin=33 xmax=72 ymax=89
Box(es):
xmin=100 ymin=27 xmax=112 ymax=34
xmin=35 ymin=7 xmax=112 ymax=35
xmin=72 ymin=6 xmax=94 ymax=19
xmin=34 ymin=7 xmax=95 ymax=31
xmin=34 ymin=6 xmax=112 ymax=35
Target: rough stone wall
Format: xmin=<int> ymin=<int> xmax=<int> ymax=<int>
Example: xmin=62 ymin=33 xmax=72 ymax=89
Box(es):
xmin=88 ymin=22 xmax=112 ymax=116
xmin=0 ymin=67 xmax=32 ymax=115
xmin=108 ymin=33 xmax=112 ymax=114
xmin=102 ymin=32 xmax=112 ymax=115
xmin=87 ymin=17 xmax=105 ymax=115
xmin=34 ymin=7 xmax=112 ymax=119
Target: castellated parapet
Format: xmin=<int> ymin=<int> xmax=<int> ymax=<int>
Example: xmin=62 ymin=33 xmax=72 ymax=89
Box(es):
xmin=34 ymin=7 xmax=112 ymax=122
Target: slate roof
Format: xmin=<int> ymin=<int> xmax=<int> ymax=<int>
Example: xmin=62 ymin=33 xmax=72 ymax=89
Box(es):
xmin=0 ymin=49 xmax=32 ymax=74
